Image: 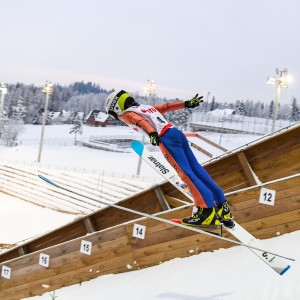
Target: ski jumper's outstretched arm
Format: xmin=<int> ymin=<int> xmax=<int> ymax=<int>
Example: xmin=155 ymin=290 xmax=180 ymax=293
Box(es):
xmin=119 ymin=101 xmax=185 ymax=134
xmin=153 ymin=101 xmax=185 ymax=114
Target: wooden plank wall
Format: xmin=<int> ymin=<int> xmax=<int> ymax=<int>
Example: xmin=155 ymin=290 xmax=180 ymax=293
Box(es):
xmin=227 ymin=175 xmax=300 ymax=238
xmin=0 ymin=175 xmax=299 ymax=299
xmin=204 ymin=124 xmax=300 ymax=192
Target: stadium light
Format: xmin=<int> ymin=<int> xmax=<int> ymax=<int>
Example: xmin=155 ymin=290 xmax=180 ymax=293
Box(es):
xmin=267 ymin=68 xmax=290 ymax=132
xmin=143 ymin=80 xmax=156 ymax=99
xmin=37 ymin=81 xmax=53 ymax=163
xmin=205 ymin=91 xmax=211 ymax=113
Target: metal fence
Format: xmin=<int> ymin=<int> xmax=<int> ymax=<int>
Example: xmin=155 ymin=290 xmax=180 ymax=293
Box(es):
xmin=190 ymin=112 xmax=294 ymax=135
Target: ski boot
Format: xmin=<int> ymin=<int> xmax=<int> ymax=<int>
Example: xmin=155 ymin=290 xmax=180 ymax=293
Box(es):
xmin=172 ymin=206 xmax=221 ymax=229
xmin=216 ymin=200 xmax=235 ymax=228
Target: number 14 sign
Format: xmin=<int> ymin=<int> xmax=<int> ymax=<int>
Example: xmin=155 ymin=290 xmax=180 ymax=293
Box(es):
xmin=133 ymin=224 xmax=146 ymax=239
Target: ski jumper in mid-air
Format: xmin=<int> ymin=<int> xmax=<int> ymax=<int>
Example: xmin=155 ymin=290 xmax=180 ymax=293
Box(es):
xmin=105 ymin=90 xmax=234 ymax=228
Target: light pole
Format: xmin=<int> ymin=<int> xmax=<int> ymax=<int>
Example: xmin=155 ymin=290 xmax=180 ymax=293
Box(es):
xmin=136 ymin=80 xmax=157 ymax=176
xmin=267 ymin=68 xmax=290 ymax=132
xmin=37 ymin=81 xmax=53 ymax=163
xmin=0 ymin=82 xmax=8 ymax=133
xmin=205 ymin=91 xmax=211 ymax=113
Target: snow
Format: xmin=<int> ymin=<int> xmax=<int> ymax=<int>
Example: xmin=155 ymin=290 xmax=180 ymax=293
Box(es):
xmin=0 ymin=124 xmax=299 ymax=300
xmin=24 ymin=231 xmax=300 ymax=300
xmin=0 ymin=193 xmax=76 ymax=245
xmin=0 ymin=125 xmax=155 ymax=177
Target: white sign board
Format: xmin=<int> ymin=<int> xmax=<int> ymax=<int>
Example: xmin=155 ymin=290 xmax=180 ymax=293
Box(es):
xmin=80 ymin=240 xmax=92 ymax=255
xmin=133 ymin=224 xmax=146 ymax=239
xmin=1 ymin=266 xmax=11 ymax=279
xmin=259 ymin=187 xmax=276 ymax=206
xmin=39 ymin=253 xmax=50 ymax=268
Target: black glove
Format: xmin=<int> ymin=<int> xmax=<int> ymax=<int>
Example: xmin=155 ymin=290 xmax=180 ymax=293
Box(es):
xmin=149 ymin=132 xmax=161 ymax=146
xmin=184 ymin=94 xmax=204 ymax=108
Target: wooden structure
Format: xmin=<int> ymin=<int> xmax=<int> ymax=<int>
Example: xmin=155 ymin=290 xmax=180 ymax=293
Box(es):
xmin=185 ymin=132 xmax=228 ymax=157
xmin=85 ymin=110 xmax=115 ymax=127
xmin=0 ymin=123 xmax=299 ymax=299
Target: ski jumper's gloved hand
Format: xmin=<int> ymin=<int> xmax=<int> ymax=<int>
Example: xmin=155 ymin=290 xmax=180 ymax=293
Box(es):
xmin=149 ymin=132 xmax=161 ymax=146
xmin=184 ymin=94 xmax=204 ymax=108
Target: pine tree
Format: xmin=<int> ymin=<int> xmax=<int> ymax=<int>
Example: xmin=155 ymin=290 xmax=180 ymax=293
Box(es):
xmin=210 ymin=96 xmax=216 ymax=111
xmin=69 ymin=114 xmax=83 ymax=144
xmin=260 ymin=103 xmax=265 ymax=117
xmin=11 ymin=96 xmax=27 ymax=121
xmin=1 ymin=119 xmax=25 ymax=146
xmin=289 ymin=97 xmax=299 ymax=121
xmin=269 ymin=100 xmax=274 ymax=119
xmin=234 ymin=100 xmax=247 ymax=116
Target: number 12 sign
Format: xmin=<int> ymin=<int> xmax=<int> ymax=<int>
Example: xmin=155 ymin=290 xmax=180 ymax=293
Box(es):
xmin=259 ymin=187 xmax=276 ymax=206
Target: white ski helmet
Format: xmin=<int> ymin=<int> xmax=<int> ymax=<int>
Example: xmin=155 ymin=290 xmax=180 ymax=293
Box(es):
xmin=105 ymin=90 xmax=135 ymax=118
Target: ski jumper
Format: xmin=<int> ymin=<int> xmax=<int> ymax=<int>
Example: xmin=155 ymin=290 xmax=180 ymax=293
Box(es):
xmin=119 ymin=102 xmax=226 ymax=208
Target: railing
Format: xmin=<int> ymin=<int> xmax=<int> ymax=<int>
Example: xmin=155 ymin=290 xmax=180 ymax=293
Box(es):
xmin=0 ymin=158 xmax=161 ymax=183
xmin=190 ymin=112 xmax=295 ymax=135
xmin=0 ymin=133 xmax=160 ymax=182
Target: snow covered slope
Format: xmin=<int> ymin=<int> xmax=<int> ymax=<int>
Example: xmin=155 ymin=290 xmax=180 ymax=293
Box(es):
xmin=0 ymin=163 xmax=155 ymax=215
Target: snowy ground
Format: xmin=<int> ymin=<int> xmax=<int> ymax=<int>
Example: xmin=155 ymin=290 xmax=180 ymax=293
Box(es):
xmin=24 ymin=231 xmax=300 ymax=300
xmin=0 ymin=124 xmax=258 ymax=176
xmin=0 ymin=124 xmax=299 ymax=300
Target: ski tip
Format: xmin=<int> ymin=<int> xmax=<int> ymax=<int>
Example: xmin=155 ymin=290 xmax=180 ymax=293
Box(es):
xmin=38 ymin=175 xmax=53 ymax=184
xmin=170 ymin=219 xmax=183 ymax=225
xmin=38 ymin=174 xmax=46 ymax=180
xmin=280 ymin=265 xmax=291 ymax=276
xmin=131 ymin=140 xmax=144 ymax=156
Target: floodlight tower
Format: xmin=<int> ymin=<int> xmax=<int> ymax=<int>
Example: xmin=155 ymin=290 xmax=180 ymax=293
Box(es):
xmin=267 ymin=68 xmax=290 ymax=132
xmin=37 ymin=81 xmax=53 ymax=163
xmin=143 ymin=80 xmax=156 ymax=99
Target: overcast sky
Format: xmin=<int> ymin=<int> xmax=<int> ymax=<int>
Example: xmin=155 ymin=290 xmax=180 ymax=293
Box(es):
xmin=1 ymin=0 xmax=300 ymax=104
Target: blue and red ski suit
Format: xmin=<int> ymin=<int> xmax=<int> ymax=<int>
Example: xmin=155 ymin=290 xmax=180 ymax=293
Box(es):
xmin=119 ymin=102 xmax=226 ymax=208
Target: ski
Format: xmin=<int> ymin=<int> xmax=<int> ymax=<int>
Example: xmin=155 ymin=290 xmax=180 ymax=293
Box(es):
xmin=131 ymin=140 xmax=293 ymax=275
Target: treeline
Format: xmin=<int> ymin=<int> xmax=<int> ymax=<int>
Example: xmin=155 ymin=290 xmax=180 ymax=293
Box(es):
xmin=3 ymin=82 xmax=114 ymax=124
xmin=2 ymin=81 xmax=300 ymax=124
